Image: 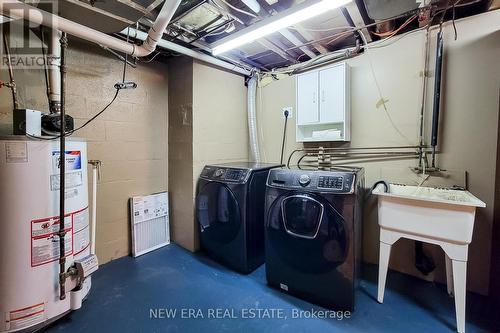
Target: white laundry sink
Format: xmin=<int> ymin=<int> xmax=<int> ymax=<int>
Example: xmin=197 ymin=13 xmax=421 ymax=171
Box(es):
xmin=373 ymin=184 xmax=485 ymax=244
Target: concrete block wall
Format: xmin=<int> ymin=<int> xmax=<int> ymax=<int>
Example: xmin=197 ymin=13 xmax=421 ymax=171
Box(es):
xmin=167 ymin=58 xmax=248 ymax=252
xmin=0 ymin=36 xmax=169 ymax=265
xmin=192 ymin=60 xmax=249 ymax=191
xmin=168 ymin=56 xmax=195 ymax=251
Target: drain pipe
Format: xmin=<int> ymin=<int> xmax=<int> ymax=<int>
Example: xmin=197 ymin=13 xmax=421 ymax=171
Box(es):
xmin=247 ymin=75 xmax=261 ymax=162
xmin=88 ymin=160 xmax=101 ymax=255
xmin=0 ymin=0 xmax=181 ymax=57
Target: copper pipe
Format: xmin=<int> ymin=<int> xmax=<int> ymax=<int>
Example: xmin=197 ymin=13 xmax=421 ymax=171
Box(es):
xmin=2 ymin=31 xmax=19 ymax=109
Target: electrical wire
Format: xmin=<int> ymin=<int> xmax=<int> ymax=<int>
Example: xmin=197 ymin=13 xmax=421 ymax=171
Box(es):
xmin=140 ymin=51 xmax=170 ymax=63
xmin=70 ymin=28 xmax=131 ymax=135
xmin=288 ymin=9 xmax=417 ymax=34
xmin=360 ymin=27 xmax=414 ymax=145
xmin=213 ymin=0 xmax=257 ymax=18
xmin=452 ymin=0 xmax=459 ymax=40
xmin=204 ymin=21 xmax=235 ymax=37
xmin=277 ymin=0 xmax=473 ymax=66
xmin=27 ymin=29 xmax=133 ymax=141
xmin=67 ymin=89 xmax=120 ymax=135
xmin=371 ymin=15 xmax=417 ymax=37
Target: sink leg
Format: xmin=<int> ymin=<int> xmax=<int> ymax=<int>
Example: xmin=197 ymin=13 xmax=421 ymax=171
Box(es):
xmin=445 ymin=254 xmax=454 ymax=296
xmin=377 ymin=241 xmax=392 ymax=303
xmin=452 ymin=260 xmax=467 ymax=333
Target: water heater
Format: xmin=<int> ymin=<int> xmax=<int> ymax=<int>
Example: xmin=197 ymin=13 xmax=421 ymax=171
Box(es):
xmin=0 ymin=137 xmax=95 ymax=332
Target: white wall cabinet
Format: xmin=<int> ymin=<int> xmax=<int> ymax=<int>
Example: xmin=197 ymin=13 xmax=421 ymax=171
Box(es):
xmin=296 ymin=62 xmax=350 ymax=142
xmin=296 ymin=71 xmax=319 ymax=124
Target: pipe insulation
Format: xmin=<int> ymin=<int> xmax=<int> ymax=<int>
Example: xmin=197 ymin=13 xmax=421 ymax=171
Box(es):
xmin=120 ymin=29 xmax=251 ymax=76
xmin=0 ymin=0 xmax=181 ymax=57
xmin=247 ymin=76 xmax=261 ymax=162
xmin=431 ymin=30 xmax=444 ymax=168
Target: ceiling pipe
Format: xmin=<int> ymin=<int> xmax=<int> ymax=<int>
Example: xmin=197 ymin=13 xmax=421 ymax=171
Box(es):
xmin=0 ymin=0 xmax=181 ymax=57
xmin=0 ymin=0 xmax=250 ymax=76
xmin=121 ymin=28 xmax=251 ymax=76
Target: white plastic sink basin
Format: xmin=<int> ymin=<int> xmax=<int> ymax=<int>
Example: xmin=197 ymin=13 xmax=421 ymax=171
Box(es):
xmin=373 ymin=184 xmax=485 ymax=244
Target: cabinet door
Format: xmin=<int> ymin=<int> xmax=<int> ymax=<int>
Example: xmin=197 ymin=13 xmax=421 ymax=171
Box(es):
xmin=319 ymin=64 xmax=345 ymax=123
xmin=296 ymin=71 xmax=319 ymax=125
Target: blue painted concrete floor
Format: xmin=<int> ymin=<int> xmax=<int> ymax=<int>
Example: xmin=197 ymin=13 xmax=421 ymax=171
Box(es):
xmin=45 ymin=244 xmax=496 ymax=333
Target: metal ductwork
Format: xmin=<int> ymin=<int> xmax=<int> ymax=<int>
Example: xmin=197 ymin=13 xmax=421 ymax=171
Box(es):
xmin=37 ymin=0 xmax=158 ymax=33
xmin=362 ymin=0 xmax=420 ymax=20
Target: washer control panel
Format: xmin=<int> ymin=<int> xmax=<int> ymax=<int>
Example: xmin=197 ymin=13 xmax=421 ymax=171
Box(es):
xmin=267 ymin=169 xmax=359 ymax=194
xmin=200 ymin=166 xmax=249 ymax=183
xmin=318 ymin=176 xmax=343 ymax=190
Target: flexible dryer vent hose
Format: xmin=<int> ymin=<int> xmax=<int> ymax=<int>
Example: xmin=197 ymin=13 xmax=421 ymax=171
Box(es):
xmin=247 ymin=76 xmax=261 ymax=163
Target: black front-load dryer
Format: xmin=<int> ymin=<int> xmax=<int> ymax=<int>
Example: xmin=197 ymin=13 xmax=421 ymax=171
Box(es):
xmin=196 ymin=162 xmax=280 ymax=274
xmin=265 ymin=167 xmax=364 ymax=311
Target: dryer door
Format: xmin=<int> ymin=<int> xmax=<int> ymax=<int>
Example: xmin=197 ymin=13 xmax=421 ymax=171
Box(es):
xmin=266 ymin=192 xmax=348 ymax=273
xmin=197 ymin=182 xmax=241 ymax=244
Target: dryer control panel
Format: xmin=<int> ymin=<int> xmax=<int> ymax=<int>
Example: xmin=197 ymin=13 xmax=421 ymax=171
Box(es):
xmin=200 ymin=166 xmax=250 ymax=183
xmin=267 ymin=168 xmax=359 ymax=194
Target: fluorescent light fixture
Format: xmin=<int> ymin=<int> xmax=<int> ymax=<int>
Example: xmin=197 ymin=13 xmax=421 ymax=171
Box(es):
xmin=212 ymin=0 xmax=351 ymax=55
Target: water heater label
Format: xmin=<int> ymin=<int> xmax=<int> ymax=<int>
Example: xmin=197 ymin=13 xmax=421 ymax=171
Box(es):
xmin=73 ymin=207 xmax=89 ymax=232
xmin=31 ymin=215 xmax=73 ymax=267
xmin=50 ymin=150 xmax=84 ymax=192
xmin=5 ymin=142 xmax=28 ymax=163
xmin=51 ymin=150 xmax=82 ymax=171
xmin=6 ymin=302 xmax=45 ymax=331
xmin=73 ymin=208 xmax=90 ymax=257
xmin=50 ymin=171 xmax=83 ymax=191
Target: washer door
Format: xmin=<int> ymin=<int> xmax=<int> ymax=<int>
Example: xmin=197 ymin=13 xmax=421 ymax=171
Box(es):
xmin=197 ymin=182 xmax=241 ymax=244
xmin=266 ymin=192 xmax=348 ymax=273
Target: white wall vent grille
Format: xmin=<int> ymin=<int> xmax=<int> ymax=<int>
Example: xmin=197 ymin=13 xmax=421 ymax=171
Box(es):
xmin=130 ymin=192 xmax=170 ymax=257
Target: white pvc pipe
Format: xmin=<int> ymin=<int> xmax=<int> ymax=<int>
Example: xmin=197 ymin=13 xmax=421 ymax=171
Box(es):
xmin=90 ymin=164 xmax=98 ymax=255
xmin=48 ymin=29 xmax=61 ymax=112
xmin=122 ymin=28 xmax=251 ymax=76
xmin=0 ymin=0 xmax=181 ymax=57
xmin=134 ymin=0 xmax=181 ymax=57
xmin=247 ymin=76 xmax=261 ymax=162
xmin=0 ymin=0 xmax=251 ymax=75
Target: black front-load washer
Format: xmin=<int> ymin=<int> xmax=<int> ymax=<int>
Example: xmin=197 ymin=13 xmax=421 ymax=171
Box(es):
xmin=196 ymin=162 xmax=281 ymax=274
xmin=265 ymin=167 xmax=364 ymax=311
